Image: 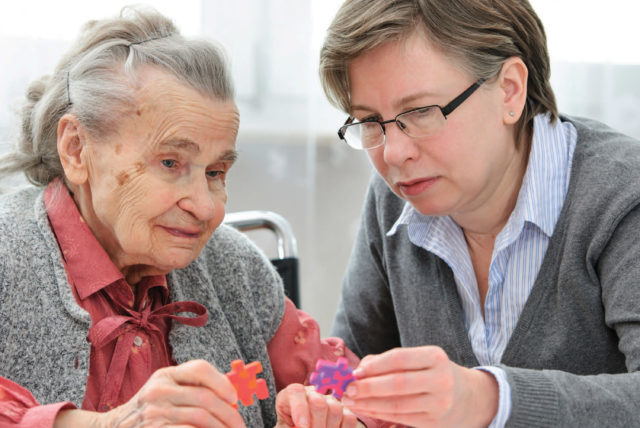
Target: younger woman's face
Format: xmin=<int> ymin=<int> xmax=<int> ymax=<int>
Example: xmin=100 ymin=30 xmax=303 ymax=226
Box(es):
xmin=349 ymin=33 xmax=522 ymax=222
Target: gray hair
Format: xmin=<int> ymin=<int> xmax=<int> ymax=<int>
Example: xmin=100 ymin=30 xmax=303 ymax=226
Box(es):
xmin=0 ymin=6 xmax=234 ymax=187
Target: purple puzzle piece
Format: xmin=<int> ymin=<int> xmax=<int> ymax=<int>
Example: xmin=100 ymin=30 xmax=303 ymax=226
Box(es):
xmin=309 ymin=357 xmax=355 ymax=399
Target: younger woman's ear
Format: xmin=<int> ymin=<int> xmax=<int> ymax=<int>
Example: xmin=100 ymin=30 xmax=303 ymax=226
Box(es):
xmin=498 ymin=56 xmax=528 ymax=124
xmin=57 ymin=114 xmax=88 ymax=185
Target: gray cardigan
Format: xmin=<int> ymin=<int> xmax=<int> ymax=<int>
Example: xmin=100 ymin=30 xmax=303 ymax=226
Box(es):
xmin=333 ymin=116 xmax=640 ymax=427
xmin=0 ymin=187 xmax=285 ymax=427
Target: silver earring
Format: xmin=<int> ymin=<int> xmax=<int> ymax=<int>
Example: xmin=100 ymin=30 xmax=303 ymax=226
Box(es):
xmin=509 ymin=111 xmax=515 ymax=117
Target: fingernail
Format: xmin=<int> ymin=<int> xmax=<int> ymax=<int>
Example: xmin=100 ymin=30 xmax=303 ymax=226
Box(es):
xmin=299 ymin=416 xmax=309 ymax=428
xmin=352 ymin=368 xmax=362 ymax=379
xmin=345 ymin=385 xmax=357 ymax=396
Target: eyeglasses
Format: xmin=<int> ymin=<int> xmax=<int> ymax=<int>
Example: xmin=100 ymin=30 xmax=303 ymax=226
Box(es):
xmin=337 ymin=78 xmax=486 ymax=150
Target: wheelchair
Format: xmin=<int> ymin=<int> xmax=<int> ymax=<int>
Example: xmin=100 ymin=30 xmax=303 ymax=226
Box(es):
xmin=223 ymin=210 xmax=300 ymax=307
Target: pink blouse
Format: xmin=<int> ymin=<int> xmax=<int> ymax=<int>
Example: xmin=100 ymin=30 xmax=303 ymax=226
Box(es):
xmin=0 ymin=180 xmax=376 ymax=427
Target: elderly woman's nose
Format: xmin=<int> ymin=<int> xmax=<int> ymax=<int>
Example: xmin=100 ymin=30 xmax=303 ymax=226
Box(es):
xmin=177 ymin=177 xmax=217 ymax=220
xmin=382 ymin=124 xmax=420 ymax=166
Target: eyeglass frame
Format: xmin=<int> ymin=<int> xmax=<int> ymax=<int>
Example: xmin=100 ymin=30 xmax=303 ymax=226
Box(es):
xmin=337 ymin=77 xmax=487 ymax=150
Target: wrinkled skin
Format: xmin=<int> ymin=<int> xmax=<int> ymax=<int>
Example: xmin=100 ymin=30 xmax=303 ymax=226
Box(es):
xmin=54 ymin=67 xmax=244 ymax=427
xmin=275 ymin=384 xmax=362 ymax=428
xmin=59 ymin=66 xmax=239 ymax=285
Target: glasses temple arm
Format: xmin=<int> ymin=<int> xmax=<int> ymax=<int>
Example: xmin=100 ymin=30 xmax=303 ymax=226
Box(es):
xmin=338 ymin=116 xmax=354 ymax=139
xmin=441 ymin=78 xmax=487 ymax=117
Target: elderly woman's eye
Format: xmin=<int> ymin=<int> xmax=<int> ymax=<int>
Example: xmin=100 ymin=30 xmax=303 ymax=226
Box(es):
xmin=161 ymin=159 xmax=176 ymax=168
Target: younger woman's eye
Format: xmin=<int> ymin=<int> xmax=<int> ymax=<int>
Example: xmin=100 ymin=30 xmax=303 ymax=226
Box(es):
xmin=161 ymin=159 xmax=176 ymax=168
xmin=206 ymin=170 xmax=224 ymax=179
xmin=360 ymin=115 xmax=381 ymax=123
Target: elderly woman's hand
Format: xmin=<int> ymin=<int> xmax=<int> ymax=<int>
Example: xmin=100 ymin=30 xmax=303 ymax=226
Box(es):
xmin=54 ymin=359 xmax=244 ymax=427
xmin=275 ymin=383 xmax=363 ymax=428
xmin=338 ymin=346 xmax=499 ymax=428
xmin=103 ymin=359 xmax=244 ymax=428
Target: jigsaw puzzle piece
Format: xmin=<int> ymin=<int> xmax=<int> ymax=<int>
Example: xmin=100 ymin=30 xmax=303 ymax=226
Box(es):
xmin=309 ymin=357 xmax=355 ymax=399
xmin=226 ymin=359 xmax=270 ymax=407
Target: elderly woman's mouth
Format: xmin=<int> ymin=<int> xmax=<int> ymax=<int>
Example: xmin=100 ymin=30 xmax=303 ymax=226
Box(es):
xmin=160 ymin=226 xmax=203 ymax=239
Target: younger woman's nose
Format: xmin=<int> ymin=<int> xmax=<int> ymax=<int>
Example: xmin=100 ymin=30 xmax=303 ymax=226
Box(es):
xmin=382 ymin=123 xmax=420 ymax=166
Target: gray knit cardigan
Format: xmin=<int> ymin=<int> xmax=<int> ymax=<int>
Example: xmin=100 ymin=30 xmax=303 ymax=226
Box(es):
xmin=333 ymin=116 xmax=640 ymax=427
xmin=0 ymin=186 xmax=285 ymax=427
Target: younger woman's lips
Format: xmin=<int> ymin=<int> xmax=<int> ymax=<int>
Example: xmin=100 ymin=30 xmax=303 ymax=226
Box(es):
xmin=397 ymin=177 xmax=439 ymax=197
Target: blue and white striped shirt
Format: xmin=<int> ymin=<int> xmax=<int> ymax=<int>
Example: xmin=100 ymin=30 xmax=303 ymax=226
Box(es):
xmin=387 ymin=114 xmax=577 ymax=427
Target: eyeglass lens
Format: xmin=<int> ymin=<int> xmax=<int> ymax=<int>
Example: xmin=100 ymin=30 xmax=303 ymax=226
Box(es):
xmin=343 ymin=106 xmax=445 ymax=149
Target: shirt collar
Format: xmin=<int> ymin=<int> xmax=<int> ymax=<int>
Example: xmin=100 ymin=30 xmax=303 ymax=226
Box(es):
xmin=387 ymin=201 xmax=422 ymax=236
xmin=512 ymin=113 xmax=574 ymax=238
xmin=388 ymin=113 xmax=574 ymax=241
xmin=44 ymin=178 xmax=167 ymax=300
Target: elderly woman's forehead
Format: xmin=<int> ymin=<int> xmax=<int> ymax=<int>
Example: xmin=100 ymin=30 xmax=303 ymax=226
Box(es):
xmin=130 ymin=70 xmax=233 ymax=114
xmin=133 ymin=68 xmax=194 ymax=98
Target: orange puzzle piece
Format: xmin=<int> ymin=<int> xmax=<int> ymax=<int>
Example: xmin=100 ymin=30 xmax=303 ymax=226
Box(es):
xmin=225 ymin=359 xmax=269 ymax=407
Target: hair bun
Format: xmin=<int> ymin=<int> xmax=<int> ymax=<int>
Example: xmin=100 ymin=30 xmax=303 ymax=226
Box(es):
xmin=24 ymin=75 xmax=51 ymax=104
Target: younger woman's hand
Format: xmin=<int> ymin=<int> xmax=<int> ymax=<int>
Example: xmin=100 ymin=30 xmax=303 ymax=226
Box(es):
xmin=340 ymin=346 xmax=499 ymax=428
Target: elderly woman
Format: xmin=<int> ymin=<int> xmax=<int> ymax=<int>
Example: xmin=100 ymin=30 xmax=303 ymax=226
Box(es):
xmin=0 ymin=8 xmax=366 ymax=428
xmin=312 ymin=0 xmax=640 ymax=427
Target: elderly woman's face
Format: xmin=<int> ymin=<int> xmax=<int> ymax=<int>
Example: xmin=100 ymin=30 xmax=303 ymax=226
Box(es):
xmin=75 ymin=67 xmax=238 ymax=276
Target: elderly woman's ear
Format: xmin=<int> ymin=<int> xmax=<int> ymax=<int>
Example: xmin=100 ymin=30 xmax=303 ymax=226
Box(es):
xmin=57 ymin=114 xmax=89 ymax=186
